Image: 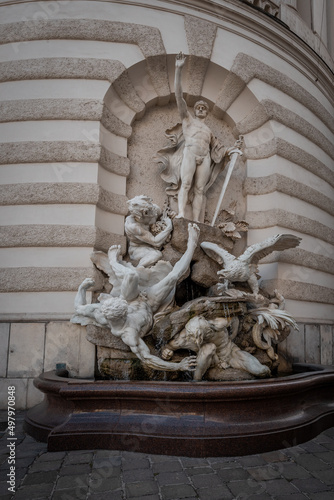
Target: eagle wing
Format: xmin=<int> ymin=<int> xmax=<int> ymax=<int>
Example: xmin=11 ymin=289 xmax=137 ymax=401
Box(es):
xmin=200 ymin=242 xmax=236 ymax=267
xmin=239 ymin=234 xmax=301 ymax=265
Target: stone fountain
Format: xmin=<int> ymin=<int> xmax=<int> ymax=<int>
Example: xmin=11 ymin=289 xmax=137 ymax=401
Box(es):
xmin=25 ymin=54 xmax=334 ymax=457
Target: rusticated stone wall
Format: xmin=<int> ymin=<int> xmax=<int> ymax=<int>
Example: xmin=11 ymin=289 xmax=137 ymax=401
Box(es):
xmin=0 ymin=0 xmax=333 ymax=408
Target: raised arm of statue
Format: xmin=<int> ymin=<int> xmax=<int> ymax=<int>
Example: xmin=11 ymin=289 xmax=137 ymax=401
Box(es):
xmin=121 ymin=331 xmax=197 ymax=372
xmin=73 ymin=278 xmax=108 ymax=326
xmin=175 ymin=52 xmax=188 ymax=120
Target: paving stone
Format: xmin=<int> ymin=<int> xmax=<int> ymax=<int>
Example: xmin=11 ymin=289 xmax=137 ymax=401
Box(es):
xmin=295 ymin=454 xmax=331 ymax=471
xmin=322 ymin=441 xmax=334 ymax=451
xmin=313 ymin=450 xmax=334 ymax=464
xmin=308 ymin=493 xmax=334 ymax=500
xmin=226 ymin=478 xmax=267 ymax=497
xmin=3 ymin=456 xmax=36 ymax=468
xmin=184 ymin=466 xmax=214 ymax=476
xmin=261 ymin=450 xmax=289 ymax=462
xmin=123 ymin=458 xmax=150 ymax=470
xmin=123 ymin=467 xmax=154 ymax=482
xmin=237 ymin=455 xmax=267 ymax=467
xmin=22 ymin=470 xmax=58 ymax=485
xmin=93 ymin=455 xmax=122 ymax=468
xmin=94 ymin=449 xmax=121 ymax=458
xmin=216 ymin=466 xmax=251 ymax=481
xmin=0 ymin=466 xmax=27 ymax=482
xmin=197 ymin=484 xmax=234 ymax=500
xmin=300 ymin=441 xmax=328 ymax=453
xmin=311 ymin=469 xmax=334 ymax=485
xmin=89 ymin=475 xmax=121 ymax=492
xmin=209 ymin=459 xmax=241 ymax=470
xmin=273 ymin=462 xmax=311 ymax=479
xmin=180 ymin=457 xmax=210 ymax=467
xmin=63 ymin=452 xmax=94 ymax=465
xmin=90 ymin=465 xmax=121 ymax=480
xmin=125 ymin=496 xmax=160 ymax=500
xmin=273 ymin=495 xmax=308 ymax=500
xmin=126 ymin=480 xmax=159 ymax=498
xmin=291 ymin=477 xmax=331 ymax=493
xmin=156 ymin=470 xmax=190 ymax=486
xmin=36 ymin=451 xmax=67 ymax=461
xmin=246 ymin=465 xmax=281 ymax=481
xmin=52 ymin=487 xmax=87 ymax=500
xmin=88 ymin=491 xmax=123 ymax=500
xmin=160 ymin=483 xmax=197 ymax=499
xmin=190 ymin=472 xmax=223 ymax=489
xmin=0 ymin=481 xmax=12 ymax=496
xmin=151 ymin=460 xmax=182 ymax=473
xmin=59 ymin=463 xmax=92 ymax=475
xmin=12 ymin=482 xmax=54 ymax=499
xmin=245 ymin=495 xmax=272 ymax=500
xmin=29 ymin=459 xmax=63 ymax=472
xmin=264 ymin=478 xmax=300 ymax=495
xmin=149 ymin=454 xmax=181 ymax=463
xmin=56 ymin=474 xmax=89 ymax=490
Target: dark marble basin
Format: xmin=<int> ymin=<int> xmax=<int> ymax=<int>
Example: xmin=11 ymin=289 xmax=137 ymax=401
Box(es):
xmin=24 ymin=363 xmax=334 ymax=457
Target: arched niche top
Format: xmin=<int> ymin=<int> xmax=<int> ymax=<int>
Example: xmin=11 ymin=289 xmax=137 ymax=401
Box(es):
xmin=101 ymin=55 xmax=262 ymax=134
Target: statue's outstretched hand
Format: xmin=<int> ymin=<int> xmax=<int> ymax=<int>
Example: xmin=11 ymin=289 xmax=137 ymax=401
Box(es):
xmin=80 ymin=278 xmax=95 ymax=289
xmin=188 ymin=222 xmax=200 ymax=243
xmin=176 ymin=51 xmax=186 ymax=68
xmin=179 ymin=355 xmax=197 ymax=371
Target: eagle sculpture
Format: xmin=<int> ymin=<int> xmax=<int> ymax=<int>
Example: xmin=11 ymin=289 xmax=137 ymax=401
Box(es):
xmin=201 ymin=234 xmax=301 ymax=295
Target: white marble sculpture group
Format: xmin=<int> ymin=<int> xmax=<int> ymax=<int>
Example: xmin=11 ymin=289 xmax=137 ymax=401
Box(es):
xmin=72 ymin=54 xmax=301 ymax=381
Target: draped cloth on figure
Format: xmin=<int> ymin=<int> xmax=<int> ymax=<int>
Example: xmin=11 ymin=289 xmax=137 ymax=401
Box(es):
xmin=155 ymin=123 xmax=229 ymax=199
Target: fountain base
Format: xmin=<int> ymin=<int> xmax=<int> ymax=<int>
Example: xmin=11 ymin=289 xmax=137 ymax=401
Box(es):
xmin=24 ymin=364 xmax=334 ymax=457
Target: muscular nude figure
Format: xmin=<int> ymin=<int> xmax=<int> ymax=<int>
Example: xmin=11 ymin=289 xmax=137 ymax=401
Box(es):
xmin=162 ymin=315 xmax=271 ymax=380
xmin=174 ymin=52 xmax=238 ymax=222
xmin=125 ymin=195 xmax=173 ymax=268
xmin=73 ymin=223 xmax=200 ymax=373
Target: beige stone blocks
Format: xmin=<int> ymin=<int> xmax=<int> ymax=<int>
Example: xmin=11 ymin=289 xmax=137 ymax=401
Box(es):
xmin=0 ymin=323 xmax=9 ymax=377
xmin=0 ymin=321 xmax=95 ymax=410
xmin=8 ymin=323 xmax=45 ymax=378
xmin=44 ymin=322 xmax=94 ymax=378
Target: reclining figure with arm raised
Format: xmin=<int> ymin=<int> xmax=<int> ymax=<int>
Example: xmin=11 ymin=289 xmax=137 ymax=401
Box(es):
xmin=73 ymin=223 xmax=200 ymax=372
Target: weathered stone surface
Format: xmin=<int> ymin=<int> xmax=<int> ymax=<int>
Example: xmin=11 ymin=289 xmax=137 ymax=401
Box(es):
xmin=191 ymin=256 xmax=221 ymax=288
xmin=8 ymin=323 xmax=45 ymax=378
xmin=87 ymin=325 xmax=131 ymax=350
xmin=170 ymin=217 xmax=233 ymax=258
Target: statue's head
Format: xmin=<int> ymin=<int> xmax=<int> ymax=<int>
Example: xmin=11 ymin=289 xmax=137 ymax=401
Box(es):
xmin=101 ymin=297 xmax=128 ymax=321
xmin=185 ymin=316 xmax=211 ymax=347
xmin=127 ymin=195 xmax=161 ymax=223
xmin=194 ymin=100 xmax=209 ymax=118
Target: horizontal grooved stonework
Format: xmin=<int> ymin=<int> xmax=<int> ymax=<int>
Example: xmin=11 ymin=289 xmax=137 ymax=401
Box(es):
xmin=244 ymin=174 xmax=334 ymax=216
xmin=261 ymin=248 xmax=334 ymax=276
xmin=0 ymin=267 xmax=100 ymax=292
xmin=247 ymin=209 xmax=334 ymax=244
xmin=0 ymin=19 xmax=166 ymax=57
xmin=0 ymin=141 xmax=101 ymax=164
xmin=261 ymin=279 xmax=334 ymax=304
xmin=231 ymin=53 xmax=334 ymax=134
xmin=245 ymin=138 xmax=334 ymax=189
xmin=0 ymin=184 xmax=128 ymax=215
xmin=0 ymin=225 xmax=126 ymax=253
xmin=0 ymin=100 xmax=132 ymax=138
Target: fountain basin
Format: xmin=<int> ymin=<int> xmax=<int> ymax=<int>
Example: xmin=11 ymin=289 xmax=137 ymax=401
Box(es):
xmin=24 ymin=364 xmax=334 ymax=457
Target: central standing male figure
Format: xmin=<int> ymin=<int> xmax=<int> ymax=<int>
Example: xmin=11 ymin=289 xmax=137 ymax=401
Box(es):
xmin=174 ymin=52 xmax=213 ymax=221
xmin=174 ymin=52 xmax=239 ymax=222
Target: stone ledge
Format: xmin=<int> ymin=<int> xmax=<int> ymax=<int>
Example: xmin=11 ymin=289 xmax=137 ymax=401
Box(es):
xmin=247 ymin=209 xmax=334 ymax=245
xmin=244 ymin=174 xmax=334 ymax=216
xmin=262 ymin=278 xmax=334 ymax=304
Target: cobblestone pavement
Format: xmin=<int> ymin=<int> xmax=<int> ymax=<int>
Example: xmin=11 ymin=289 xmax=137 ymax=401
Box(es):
xmin=0 ymin=412 xmax=333 ymax=500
